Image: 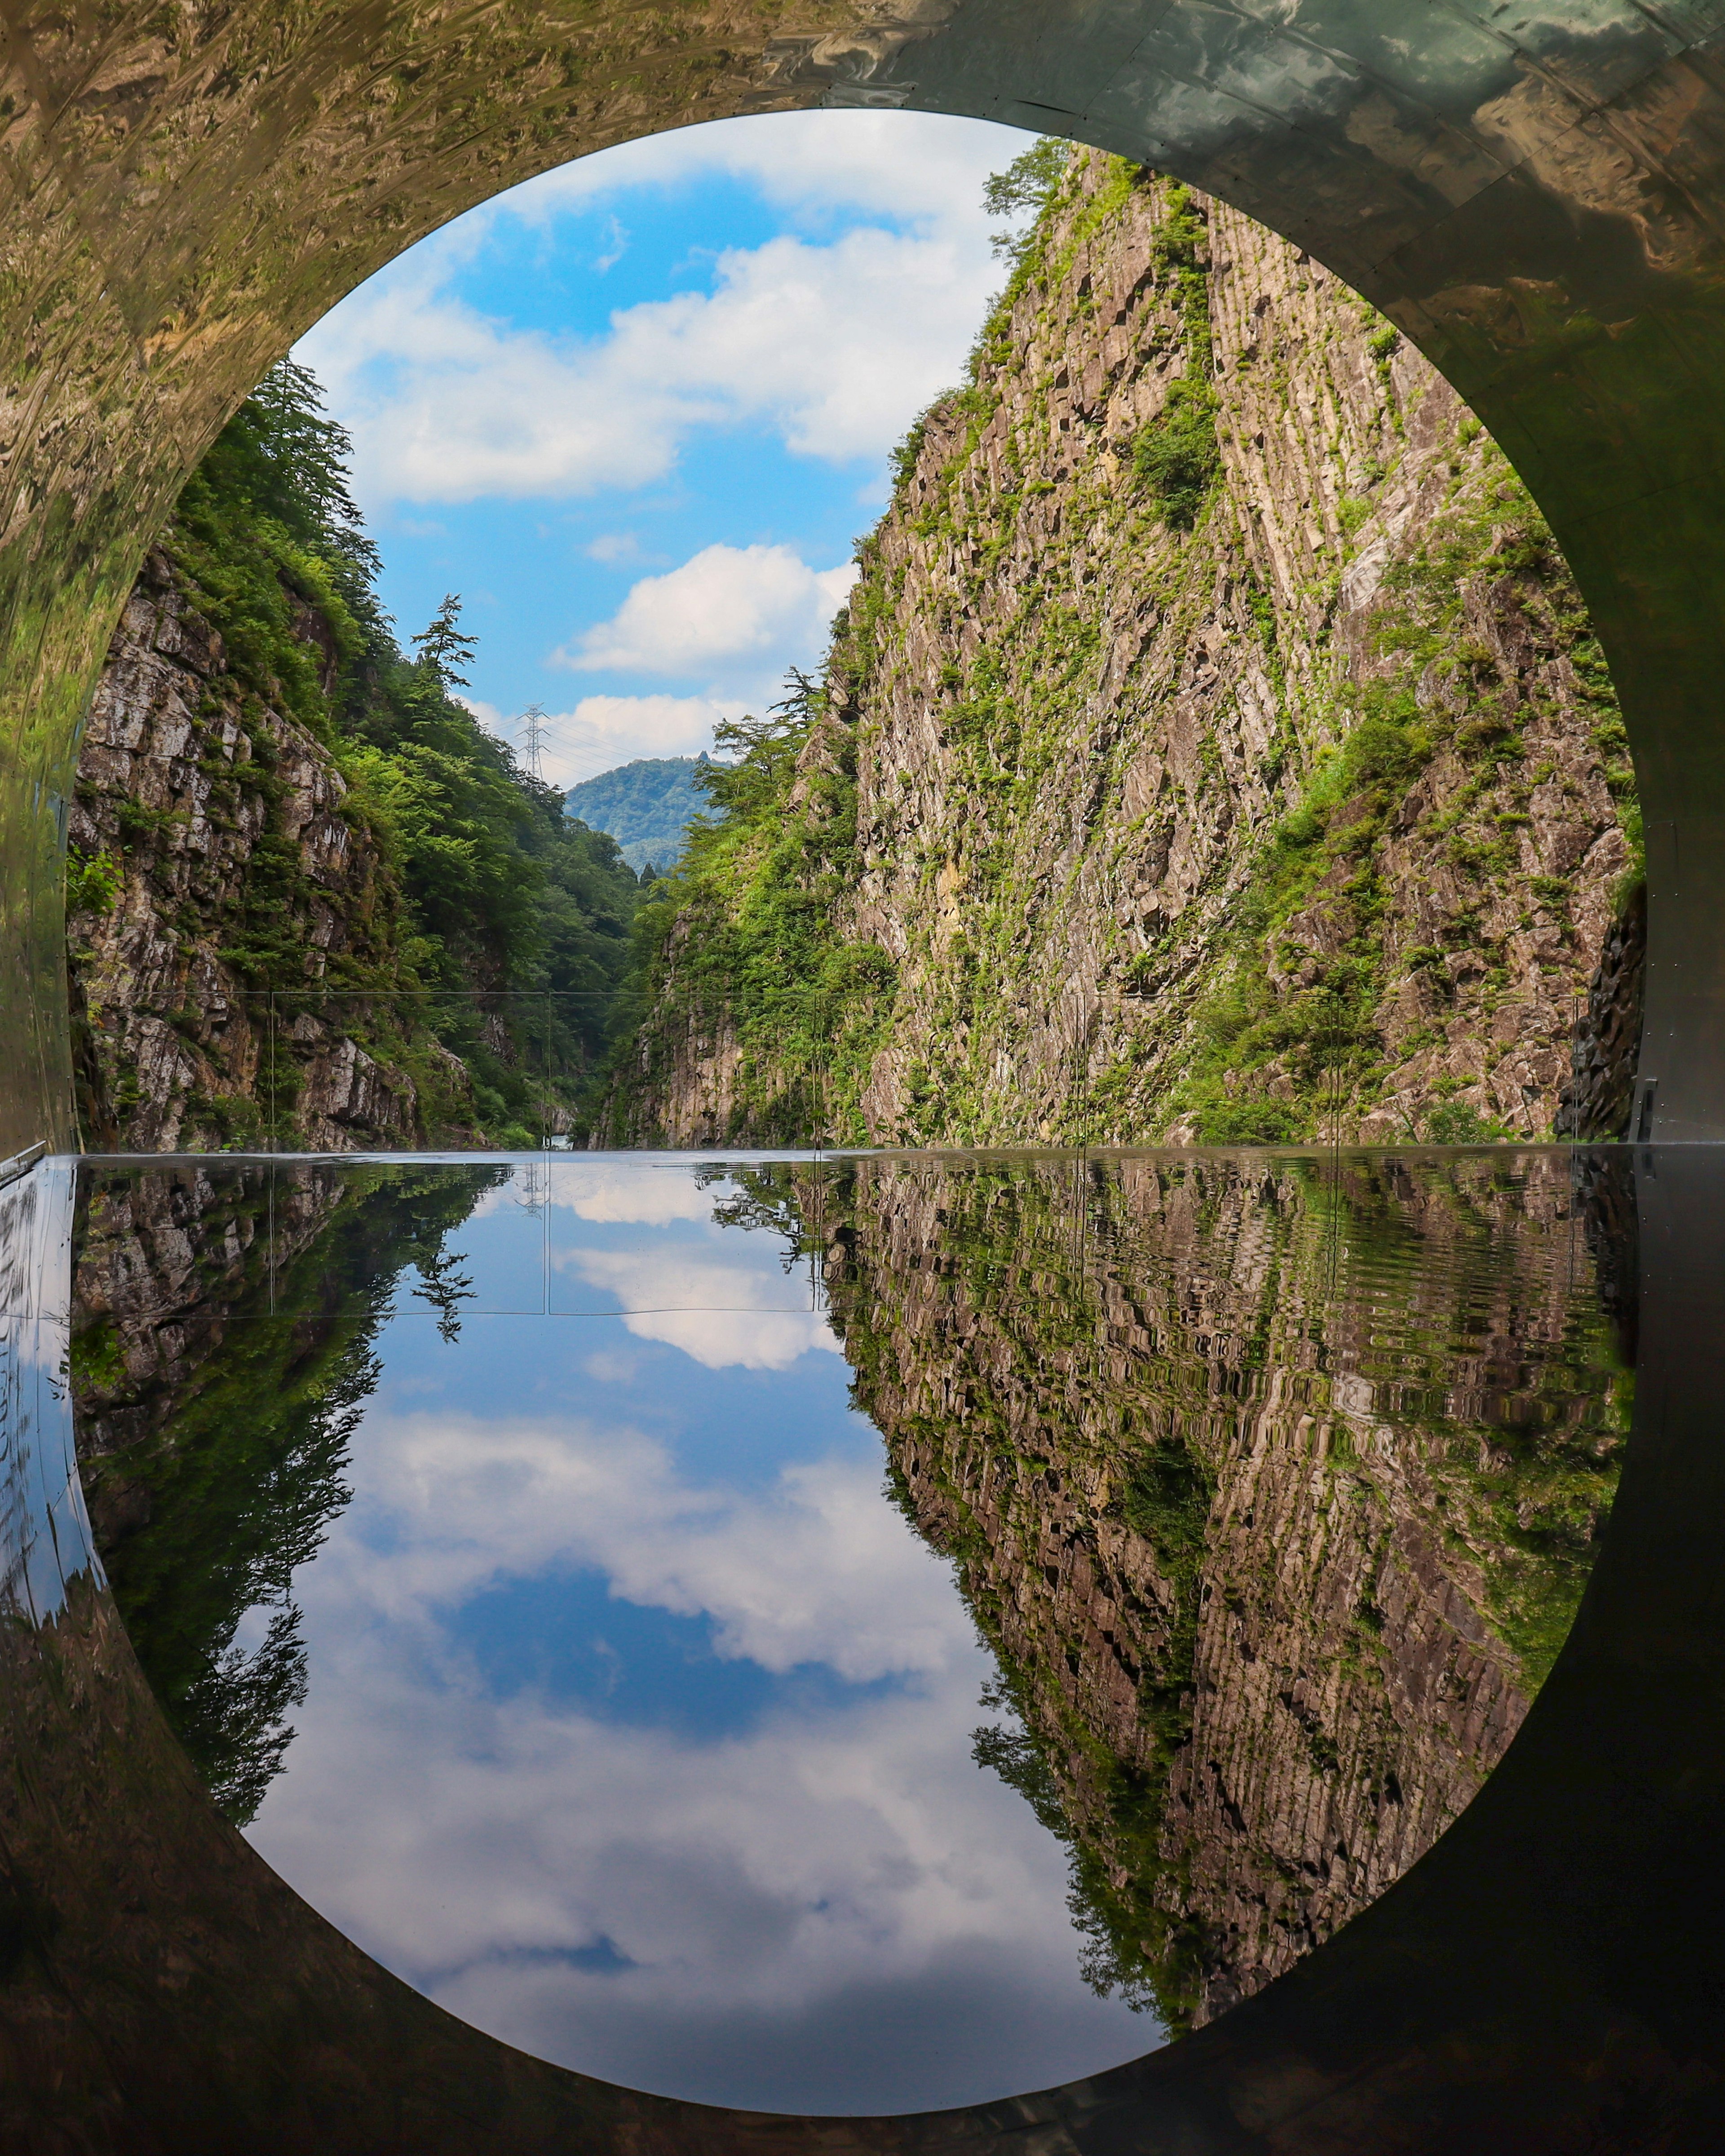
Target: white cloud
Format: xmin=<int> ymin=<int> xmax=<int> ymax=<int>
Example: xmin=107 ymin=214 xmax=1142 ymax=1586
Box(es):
xmin=294 ymin=111 xmax=1016 ymax=508
xmin=560 ymin=544 xmax=855 ymax=679
xmin=511 ymin=108 xmax=1024 ymax=236
xmin=584 ymin=532 xmax=650 ymax=564
xmin=460 ymin=690 xmax=734 ymax=789
xmin=299 ymin=264 xmax=699 ymax=504
xmin=547 ymin=695 xmax=735 ymax=784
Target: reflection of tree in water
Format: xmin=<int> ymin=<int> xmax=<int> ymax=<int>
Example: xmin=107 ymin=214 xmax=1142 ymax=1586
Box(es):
xmin=71 ymin=1166 xmax=497 ymax=1823
xmin=410 ymin=1244 xmax=476 ymax=1344
xmin=746 ymin=1152 xmax=1632 ymax=2032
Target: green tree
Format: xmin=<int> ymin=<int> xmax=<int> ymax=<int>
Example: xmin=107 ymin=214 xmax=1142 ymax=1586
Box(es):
xmin=157 ymin=361 xmax=646 ymax=1129
xmin=411 ymin=593 xmax=480 ymax=687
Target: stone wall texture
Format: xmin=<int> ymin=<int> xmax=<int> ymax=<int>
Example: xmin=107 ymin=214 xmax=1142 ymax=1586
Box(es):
xmin=67 ymin=552 xmax=421 ymax=1151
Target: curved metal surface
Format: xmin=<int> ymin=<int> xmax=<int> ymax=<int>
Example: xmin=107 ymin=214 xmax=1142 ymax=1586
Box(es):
xmin=4 ymin=13 xmax=1725 ymax=2126
xmin=4 ymin=1147 xmax=1725 ymax=2149
xmin=2 ymin=2 xmax=1725 ymax=1149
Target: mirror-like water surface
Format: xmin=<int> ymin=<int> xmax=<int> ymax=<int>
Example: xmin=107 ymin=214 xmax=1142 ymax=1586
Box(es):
xmin=66 ymin=1148 xmax=1631 ymax=2113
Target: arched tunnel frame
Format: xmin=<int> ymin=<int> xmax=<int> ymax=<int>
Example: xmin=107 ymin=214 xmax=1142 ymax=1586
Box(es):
xmin=5 ymin=2 xmax=1725 ymax=2146
xmin=3 ymin=0 xmax=1725 ymax=1158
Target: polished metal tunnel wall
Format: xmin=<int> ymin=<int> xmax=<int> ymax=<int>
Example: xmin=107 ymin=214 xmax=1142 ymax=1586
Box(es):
xmin=4 ymin=3 xmax=1725 ymax=1154
xmin=4 ymin=9 xmax=1725 ymax=2143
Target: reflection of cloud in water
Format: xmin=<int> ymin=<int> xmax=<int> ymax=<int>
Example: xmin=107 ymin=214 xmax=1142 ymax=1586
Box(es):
xmin=464 ymin=1166 xmax=835 ymax=1366
xmin=255 ymin=1650 xmax=1138 ymax=2108
xmin=321 ymin=1410 xmax=964 ymax=1679
xmin=557 ymin=1245 xmax=837 ymax=1369
xmin=582 ymin=1344 xmax=643 ymax=1384
xmin=554 ymin=1162 xmax=717 ymax=1225
xmin=467 ymin=1162 xmax=717 ymax=1226
xmin=243 ymin=1398 xmax=1148 ymax=2108
xmin=447 ymin=1932 xmax=1142 ymax=2115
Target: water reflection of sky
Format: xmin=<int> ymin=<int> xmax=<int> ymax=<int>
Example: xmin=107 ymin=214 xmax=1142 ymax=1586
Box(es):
xmin=241 ymin=1162 xmax=1152 ymax=2112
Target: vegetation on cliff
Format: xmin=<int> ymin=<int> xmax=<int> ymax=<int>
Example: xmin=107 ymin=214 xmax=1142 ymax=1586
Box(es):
xmin=1170 ymin=479 xmax=1636 ymax=1147
xmin=590 ymin=674 xmax=898 ymax=1144
xmin=73 ymin=1164 xmax=494 ymax=1821
xmin=169 ymin=364 xmax=642 ymax=1025
xmin=70 ymin=363 xmax=642 ymax=1147
xmin=600 ymin=148 xmax=1641 ymax=1149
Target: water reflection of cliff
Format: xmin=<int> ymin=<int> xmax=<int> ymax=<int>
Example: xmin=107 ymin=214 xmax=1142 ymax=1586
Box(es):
xmin=65 ymin=1149 xmax=1631 ymax=2040
xmin=70 ymin=1163 xmax=494 ymax=1820
xmin=807 ymin=1152 xmax=1629 ymax=2032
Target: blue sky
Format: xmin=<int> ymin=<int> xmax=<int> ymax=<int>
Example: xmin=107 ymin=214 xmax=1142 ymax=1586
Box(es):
xmin=294 ymin=112 xmax=1031 ymax=788
xmin=239 ymin=1162 xmax=1153 ymax=2113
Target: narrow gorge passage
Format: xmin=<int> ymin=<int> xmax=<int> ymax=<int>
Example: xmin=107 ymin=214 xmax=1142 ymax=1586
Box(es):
xmin=16 ymin=82 xmax=1703 ymax=2156
xmin=65 ymin=146 xmax=1641 ymax=1161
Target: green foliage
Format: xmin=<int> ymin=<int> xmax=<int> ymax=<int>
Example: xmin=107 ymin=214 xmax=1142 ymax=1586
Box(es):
xmin=167 ymin=362 xmax=371 ymax=740
xmin=1131 ymin=180 xmax=1223 ymax=528
xmin=146 ymin=361 xmax=646 ymax=1130
xmin=1424 ymin=1100 xmax=1513 ymax=1142
xmin=411 ymin=592 xmax=479 ymax=686
xmin=196 ymin=357 xmax=380 ymax=593
xmin=889 ymin=411 xmax=935 ymax=492
xmin=1172 ymin=695 xmax=1437 ymax=1137
xmin=565 ymin=755 xmax=708 ymax=872
xmin=1197 ymin=1098 xmax=1300 ymax=1144
xmin=596 ymin=669 xmax=898 ymax=1144
xmin=982 ymin=136 xmax=1071 ymax=264
xmin=1165 ymin=441 xmax=1633 ymax=1144
xmin=972 ymin=1711 xmax=1068 ymax=1835
xmin=77 ymin=1167 xmax=494 ymax=1821
xmin=1133 ymin=373 xmax=1220 ymax=530
xmin=65 ymin=847 xmax=121 ymax=917
xmin=696 ymin=673 xmax=825 ymax=820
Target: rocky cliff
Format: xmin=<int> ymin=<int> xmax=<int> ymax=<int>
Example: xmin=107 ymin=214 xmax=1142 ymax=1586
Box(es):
xmin=66 ymin=363 xmax=644 ymax=1156
xmin=67 ymin=550 xmax=425 ymax=1152
xmin=811 ymin=1151 xmax=1627 ymax=2028
xmin=604 ymin=152 xmax=1641 ymax=1147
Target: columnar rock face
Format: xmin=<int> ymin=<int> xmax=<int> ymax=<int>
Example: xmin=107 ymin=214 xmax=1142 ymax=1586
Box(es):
xmin=612 ymin=155 xmax=1640 ymax=1147
xmin=67 ymin=553 xmax=420 ymax=1151
xmin=818 ymin=1152 xmax=1626 ymax=2027
xmin=1560 ymin=884 xmax=1647 ymax=1141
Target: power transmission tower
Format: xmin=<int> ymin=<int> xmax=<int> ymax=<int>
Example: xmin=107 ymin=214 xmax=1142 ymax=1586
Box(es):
xmin=518 ymin=702 xmax=548 ymax=783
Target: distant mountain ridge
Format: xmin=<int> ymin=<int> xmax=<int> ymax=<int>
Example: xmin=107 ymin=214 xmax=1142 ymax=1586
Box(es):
xmin=565 ymin=755 xmax=708 ymax=874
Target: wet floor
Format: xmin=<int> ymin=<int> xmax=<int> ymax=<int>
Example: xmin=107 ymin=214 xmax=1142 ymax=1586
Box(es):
xmin=52 ymin=1147 xmax=1632 ymax=2115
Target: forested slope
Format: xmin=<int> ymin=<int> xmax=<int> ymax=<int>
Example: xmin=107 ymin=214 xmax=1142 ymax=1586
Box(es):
xmin=565 ymin=756 xmax=708 ymax=875
xmin=68 ymin=366 xmax=642 ymax=1151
